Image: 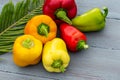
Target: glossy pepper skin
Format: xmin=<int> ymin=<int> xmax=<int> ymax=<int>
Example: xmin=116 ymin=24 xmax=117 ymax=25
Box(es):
xmin=42 ymin=38 xmax=70 ymax=73
xmin=43 ymin=0 xmax=77 ymax=25
xmin=24 ymin=15 xmax=57 ymax=44
xmin=13 ymin=35 xmax=43 ymax=67
xmin=60 ymin=23 xmax=88 ymax=52
xmin=72 ymin=7 xmax=108 ymax=32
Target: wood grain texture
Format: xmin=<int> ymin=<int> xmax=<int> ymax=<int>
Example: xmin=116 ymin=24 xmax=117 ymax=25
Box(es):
xmin=0 ymin=0 xmax=120 ymax=80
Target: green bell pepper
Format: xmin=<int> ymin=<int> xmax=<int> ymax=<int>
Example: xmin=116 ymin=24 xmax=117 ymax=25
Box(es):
xmin=72 ymin=7 xmax=108 ymax=32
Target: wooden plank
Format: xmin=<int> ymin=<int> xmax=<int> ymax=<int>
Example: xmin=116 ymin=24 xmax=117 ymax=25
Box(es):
xmin=0 ymin=46 xmax=120 ymax=80
xmin=0 ymin=71 xmax=55 ymax=80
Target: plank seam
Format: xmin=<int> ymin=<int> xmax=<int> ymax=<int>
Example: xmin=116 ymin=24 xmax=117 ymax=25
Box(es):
xmin=0 ymin=70 xmax=59 ymax=80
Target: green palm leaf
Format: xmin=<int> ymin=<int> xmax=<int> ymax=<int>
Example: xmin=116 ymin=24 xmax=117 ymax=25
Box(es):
xmin=0 ymin=0 xmax=44 ymax=54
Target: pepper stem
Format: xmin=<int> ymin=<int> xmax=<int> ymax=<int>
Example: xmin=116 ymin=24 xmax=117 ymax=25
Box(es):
xmin=22 ymin=38 xmax=34 ymax=49
xmin=56 ymin=9 xmax=72 ymax=25
xmin=103 ymin=7 xmax=108 ymax=18
xmin=37 ymin=23 xmax=49 ymax=37
xmin=77 ymin=40 xmax=89 ymax=50
xmin=51 ymin=60 xmax=65 ymax=72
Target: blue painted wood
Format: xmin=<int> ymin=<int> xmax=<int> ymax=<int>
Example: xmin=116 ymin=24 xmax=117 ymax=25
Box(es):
xmin=0 ymin=0 xmax=120 ymax=80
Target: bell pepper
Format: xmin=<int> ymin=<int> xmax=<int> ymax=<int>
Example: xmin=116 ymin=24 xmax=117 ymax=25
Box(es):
xmin=72 ymin=7 xmax=108 ymax=32
xmin=60 ymin=23 xmax=89 ymax=52
xmin=43 ymin=0 xmax=77 ymax=25
xmin=42 ymin=38 xmax=70 ymax=73
xmin=24 ymin=15 xmax=57 ymax=44
xmin=13 ymin=35 xmax=43 ymax=67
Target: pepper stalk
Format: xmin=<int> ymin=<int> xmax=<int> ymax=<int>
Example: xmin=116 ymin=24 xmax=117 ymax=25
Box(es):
xmin=55 ymin=8 xmax=72 ymax=25
xmin=77 ymin=40 xmax=89 ymax=50
xmin=22 ymin=38 xmax=34 ymax=49
xmin=51 ymin=59 xmax=66 ymax=73
xmin=103 ymin=7 xmax=108 ymax=19
xmin=37 ymin=23 xmax=50 ymax=37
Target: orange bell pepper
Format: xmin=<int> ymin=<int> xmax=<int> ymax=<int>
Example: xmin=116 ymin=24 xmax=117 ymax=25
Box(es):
xmin=24 ymin=15 xmax=57 ymax=44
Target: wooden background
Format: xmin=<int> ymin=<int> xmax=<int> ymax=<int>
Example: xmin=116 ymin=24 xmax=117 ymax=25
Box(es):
xmin=0 ymin=0 xmax=120 ymax=80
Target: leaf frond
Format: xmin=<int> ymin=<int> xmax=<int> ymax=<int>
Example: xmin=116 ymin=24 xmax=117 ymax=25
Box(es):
xmin=0 ymin=0 xmax=44 ymax=54
xmin=0 ymin=1 xmax=14 ymax=32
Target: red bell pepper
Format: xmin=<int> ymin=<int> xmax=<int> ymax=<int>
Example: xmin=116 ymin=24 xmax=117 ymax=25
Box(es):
xmin=43 ymin=0 xmax=77 ymax=25
xmin=60 ymin=23 xmax=89 ymax=52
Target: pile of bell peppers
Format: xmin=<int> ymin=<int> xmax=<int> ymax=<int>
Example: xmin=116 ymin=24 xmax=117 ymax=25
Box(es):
xmin=12 ymin=0 xmax=108 ymax=73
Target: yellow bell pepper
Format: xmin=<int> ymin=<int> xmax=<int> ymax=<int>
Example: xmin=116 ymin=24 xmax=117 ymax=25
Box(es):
xmin=24 ymin=15 xmax=57 ymax=44
xmin=42 ymin=38 xmax=70 ymax=72
xmin=13 ymin=35 xmax=43 ymax=67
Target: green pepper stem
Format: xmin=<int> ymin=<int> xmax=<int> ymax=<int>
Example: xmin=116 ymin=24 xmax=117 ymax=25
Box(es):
xmin=103 ymin=7 xmax=108 ymax=18
xmin=77 ymin=40 xmax=89 ymax=50
xmin=51 ymin=60 xmax=66 ymax=72
xmin=60 ymin=66 xmax=66 ymax=73
xmin=56 ymin=9 xmax=72 ymax=25
xmin=37 ymin=23 xmax=49 ymax=37
xmin=22 ymin=38 xmax=34 ymax=49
